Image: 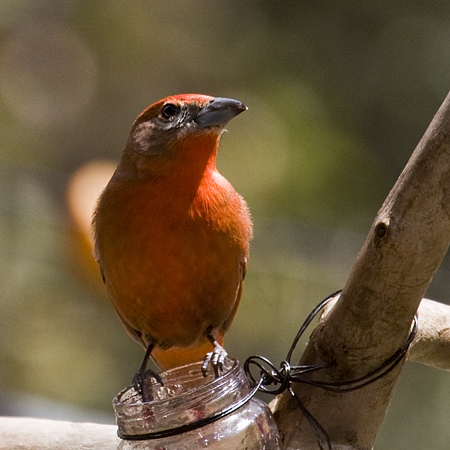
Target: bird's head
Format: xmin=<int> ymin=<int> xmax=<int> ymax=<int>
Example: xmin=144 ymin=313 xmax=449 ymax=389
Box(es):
xmin=130 ymin=94 xmax=247 ymax=157
xmin=115 ymin=94 xmax=247 ymax=181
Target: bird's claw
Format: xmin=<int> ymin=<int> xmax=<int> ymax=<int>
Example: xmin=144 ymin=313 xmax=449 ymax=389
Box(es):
xmin=201 ymin=341 xmax=227 ymax=378
xmin=132 ymin=369 xmax=163 ymax=403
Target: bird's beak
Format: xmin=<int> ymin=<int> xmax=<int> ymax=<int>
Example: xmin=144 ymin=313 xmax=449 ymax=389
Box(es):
xmin=195 ymin=97 xmax=247 ymax=129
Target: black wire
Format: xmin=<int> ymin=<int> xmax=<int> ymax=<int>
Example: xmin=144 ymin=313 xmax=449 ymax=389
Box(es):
xmin=288 ymin=386 xmax=331 ymax=450
xmin=285 ymin=289 xmax=342 ymax=364
xmin=296 ymin=316 xmax=417 ymax=393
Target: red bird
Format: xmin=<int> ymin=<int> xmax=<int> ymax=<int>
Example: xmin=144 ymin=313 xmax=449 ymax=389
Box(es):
xmin=93 ymin=94 xmax=252 ymax=399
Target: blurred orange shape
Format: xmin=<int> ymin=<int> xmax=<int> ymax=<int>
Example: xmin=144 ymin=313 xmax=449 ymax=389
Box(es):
xmin=66 ymin=160 xmax=116 ymax=289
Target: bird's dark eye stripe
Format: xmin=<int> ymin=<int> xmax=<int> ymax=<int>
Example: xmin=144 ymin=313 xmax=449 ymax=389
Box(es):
xmin=161 ymin=103 xmax=179 ymax=120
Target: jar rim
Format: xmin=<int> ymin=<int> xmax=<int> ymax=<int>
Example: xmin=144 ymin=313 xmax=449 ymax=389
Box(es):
xmin=113 ymin=357 xmax=243 ymax=409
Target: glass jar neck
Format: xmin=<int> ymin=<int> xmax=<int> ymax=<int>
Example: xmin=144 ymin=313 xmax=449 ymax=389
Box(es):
xmin=114 ymin=358 xmax=251 ymax=439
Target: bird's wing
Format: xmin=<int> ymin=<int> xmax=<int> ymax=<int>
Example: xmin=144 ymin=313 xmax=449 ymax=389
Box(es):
xmin=219 ymin=256 xmax=247 ymax=336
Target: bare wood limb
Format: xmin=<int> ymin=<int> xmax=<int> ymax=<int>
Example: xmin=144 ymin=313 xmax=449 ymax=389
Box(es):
xmin=409 ymin=298 xmax=450 ymax=371
xmin=0 ymin=417 xmax=119 ymax=450
xmin=273 ymin=92 xmax=450 ymax=449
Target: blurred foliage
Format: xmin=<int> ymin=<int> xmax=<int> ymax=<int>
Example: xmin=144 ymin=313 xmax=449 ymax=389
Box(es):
xmin=1 ymin=1 xmax=450 ymax=448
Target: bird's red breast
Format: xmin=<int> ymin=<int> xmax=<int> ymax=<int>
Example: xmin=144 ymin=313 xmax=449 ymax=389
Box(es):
xmin=93 ymin=94 xmax=252 ymax=370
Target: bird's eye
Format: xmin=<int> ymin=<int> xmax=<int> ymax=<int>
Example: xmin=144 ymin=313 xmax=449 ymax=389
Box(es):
xmin=160 ymin=103 xmax=179 ymax=120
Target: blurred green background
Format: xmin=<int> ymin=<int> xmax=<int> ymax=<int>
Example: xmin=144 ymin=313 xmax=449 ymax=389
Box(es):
xmin=1 ymin=1 xmax=450 ymax=448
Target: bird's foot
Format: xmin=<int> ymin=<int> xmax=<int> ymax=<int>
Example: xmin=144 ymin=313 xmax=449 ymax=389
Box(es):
xmin=132 ymin=368 xmax=163 ymax=403
xmin=201 ymin=340 xmax=227 ymax=378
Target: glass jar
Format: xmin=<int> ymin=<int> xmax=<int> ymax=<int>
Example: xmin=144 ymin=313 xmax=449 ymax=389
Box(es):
xmin=113 ymin=358 xmax=282 ymax=449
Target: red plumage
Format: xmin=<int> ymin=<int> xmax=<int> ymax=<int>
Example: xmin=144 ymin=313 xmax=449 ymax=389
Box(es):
xmin=93 ymin=94 xmax=252 ymax=377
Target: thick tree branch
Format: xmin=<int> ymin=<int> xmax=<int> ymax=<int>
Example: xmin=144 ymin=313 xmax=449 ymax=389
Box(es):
xmin=273 ymin=92 xmax=450 ymax=449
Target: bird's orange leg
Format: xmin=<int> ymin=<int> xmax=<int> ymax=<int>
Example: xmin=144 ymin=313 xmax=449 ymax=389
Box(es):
xmin=201 ymin=334 xmax=228 ymax=378
xmin=132 ymin=343 xmax=163 ymax=402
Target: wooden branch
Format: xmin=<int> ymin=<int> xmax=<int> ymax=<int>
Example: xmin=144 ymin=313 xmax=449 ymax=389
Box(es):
xmin=0 ymin=417 xmax=118 ymax=450
xmin=409 ymin=298 xmax=450 ymax=371
xmin=272 ymin=92 xmax=450 ymax=449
